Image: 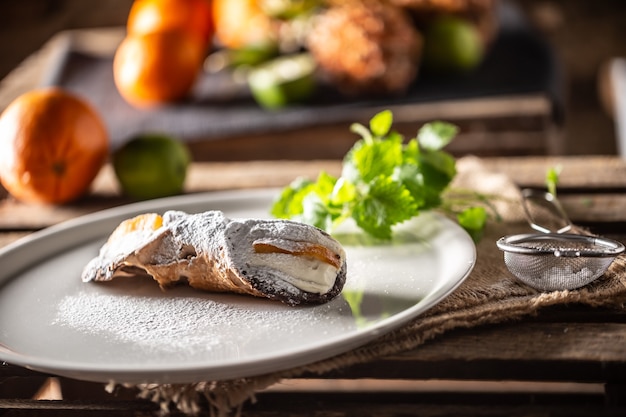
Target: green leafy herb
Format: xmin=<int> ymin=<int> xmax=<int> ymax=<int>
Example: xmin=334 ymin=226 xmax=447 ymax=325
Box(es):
xmin=546 ymin=165 xmax=562 ymax=196
xmin=457 ymin=206 xmax=488 ymax=242
xmin=271 ymin=110 xmax=489 ymax=241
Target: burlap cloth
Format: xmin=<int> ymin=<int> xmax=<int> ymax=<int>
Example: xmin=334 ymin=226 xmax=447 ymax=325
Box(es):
xmin=121 ymin=157 xmax=626 ymax=416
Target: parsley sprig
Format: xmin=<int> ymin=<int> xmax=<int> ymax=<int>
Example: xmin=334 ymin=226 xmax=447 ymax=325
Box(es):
xmin=271 ymin=110 xmax=489 ymax=241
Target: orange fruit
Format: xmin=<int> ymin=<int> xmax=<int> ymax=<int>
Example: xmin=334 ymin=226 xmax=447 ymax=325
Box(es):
xmin=212 ymin=0 xmax=277 ymax=49
xmin=113 ymin=30 xmax=205 ymax=107
xmin=127 ymin=0 xmax=214 ymax=47
xmin=0 ymin=88 xmax=109 ymax=204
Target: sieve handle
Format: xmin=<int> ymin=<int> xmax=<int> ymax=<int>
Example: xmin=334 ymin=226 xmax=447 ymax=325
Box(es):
xmin=521 ymin=189 xmax=572 ymax=234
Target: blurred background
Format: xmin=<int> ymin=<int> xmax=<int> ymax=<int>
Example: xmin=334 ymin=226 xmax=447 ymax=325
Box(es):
xmin=1 ymin=0 xmax=625 ymax=156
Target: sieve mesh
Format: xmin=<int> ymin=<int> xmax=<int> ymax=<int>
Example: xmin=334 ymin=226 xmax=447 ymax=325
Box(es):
xmin=497 ymin=233 xmax=624 ymax=291
xmin=503 ymin=251 xmax=613 ymax=291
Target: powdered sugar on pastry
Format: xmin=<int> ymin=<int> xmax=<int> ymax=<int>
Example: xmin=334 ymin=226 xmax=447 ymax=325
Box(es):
xmin=81 ymin=210 xmax=347 ymax=305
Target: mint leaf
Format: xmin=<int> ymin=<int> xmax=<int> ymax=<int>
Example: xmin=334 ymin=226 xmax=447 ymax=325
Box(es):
xmin=301 ymin=192 xmax=333 ymax=231
xmin=402 ymin=138 xmax=420 ymax=164
xmin=402 ymin=150 xmax=456 ymax=210
xmin=457 ymin=206 xmax=487 ymax=242
xmin=352 ymin=176 xmax=417 ymax=240
xmin=392 ymin=163 xmax=427 ymax=209
xmin=369 ymin=109 xmax=393 ymax=137
xmin=400 ymin=137 xmax=456 ymax=209
xmin=418 ymin=121 xmax=458 ymax=151
xmin=271 ymin=171 xmax=337 ymax=219
xmin=331 ymin=177 xmax=356 ymax=205
xmin=343 ymin=132 xmax=403 ymax=183
xmin=546 ymin=165 xmax=561 ymax=196
xmin=271 ymin=177 xmax=315 ymax=218
xmin=314 ymin=171 xmax=338 ymax=201
xmin=420 ymin=149 xmax=456 ymax=182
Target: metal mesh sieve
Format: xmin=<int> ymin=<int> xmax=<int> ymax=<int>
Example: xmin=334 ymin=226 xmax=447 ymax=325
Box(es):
xmin=496 ymin=189 xmax=625 ymax=291
xmin=497 ymin=233 xmax=623 ymax=291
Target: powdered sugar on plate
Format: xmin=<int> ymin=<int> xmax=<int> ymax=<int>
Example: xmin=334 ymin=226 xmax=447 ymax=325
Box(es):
xmin=53 ymin=288 xmax=353 ymax=360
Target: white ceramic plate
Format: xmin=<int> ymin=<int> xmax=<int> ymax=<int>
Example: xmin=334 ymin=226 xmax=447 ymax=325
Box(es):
xmin=0 ymin=189 xmax=475 ymax=384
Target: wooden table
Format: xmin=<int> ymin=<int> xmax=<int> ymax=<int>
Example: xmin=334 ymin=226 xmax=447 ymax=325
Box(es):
xmin=2 ymin=156 xmax=626 ymax=416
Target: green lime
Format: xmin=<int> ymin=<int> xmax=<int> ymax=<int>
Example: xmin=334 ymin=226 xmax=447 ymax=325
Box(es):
xmin=113 ymin=134 xmax=191 ymax=200
xmin=224 ymin=43 xmax=279 ymax=68
xmin=247 ymin=53 xmax=316 ymax=109
xmin=422 ymin=16 xmax=484 ymax=73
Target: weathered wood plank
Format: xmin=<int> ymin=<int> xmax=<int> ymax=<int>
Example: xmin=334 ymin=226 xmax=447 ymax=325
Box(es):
xmin=2 ymin=157 xmax=626 ymax=231
xmin=246 ymin=391 xmax=626 ymax=417
xmin=2 ymin=390 xmax=624 ymax=417
xmin=302 ymin=321 xmax=626 ymax=384
xmin=398 ymin=322 xmax=626 ymax=363
xmin=187 ymin=107 xmax=556 ymax=161
xmin=483 ymin=156 xmax=626 ymax=189
xmin=0 ymin=161 xmax=342 ymax=231
xmin=559 ymin=194 xmax=626 ymax=223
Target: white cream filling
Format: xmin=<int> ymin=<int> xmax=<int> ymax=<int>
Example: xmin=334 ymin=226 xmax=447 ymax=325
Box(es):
xmin=249 ymin=253 xmax=338 ymax=294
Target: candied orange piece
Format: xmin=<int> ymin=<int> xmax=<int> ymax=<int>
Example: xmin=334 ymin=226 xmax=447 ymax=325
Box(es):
xmin=107 ymin=213 xmax=163 ymax=242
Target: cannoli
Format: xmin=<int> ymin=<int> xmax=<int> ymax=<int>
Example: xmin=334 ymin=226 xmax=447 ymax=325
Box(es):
xmin=81 ymin=210 xmax=347 ymax=306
